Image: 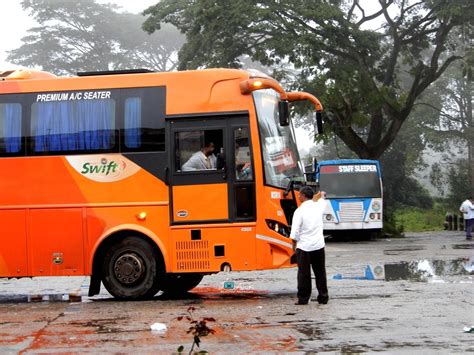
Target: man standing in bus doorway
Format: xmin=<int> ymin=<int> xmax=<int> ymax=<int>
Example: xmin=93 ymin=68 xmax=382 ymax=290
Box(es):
xmin=290 ymin=186 xmax=329 ymax=305
xmin=459 ymin=196 xmax=474 ymax=240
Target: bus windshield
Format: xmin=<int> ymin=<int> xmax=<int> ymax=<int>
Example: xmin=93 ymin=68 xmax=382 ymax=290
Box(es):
xmin=319 ymin=164 xmax=381 ymax=198
xmin=253 ymin=90 xmax=303 ymax=189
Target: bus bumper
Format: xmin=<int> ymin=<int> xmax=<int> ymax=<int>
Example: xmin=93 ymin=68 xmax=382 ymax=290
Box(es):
xmin=323 ymin=221 xmax=383 ymax=230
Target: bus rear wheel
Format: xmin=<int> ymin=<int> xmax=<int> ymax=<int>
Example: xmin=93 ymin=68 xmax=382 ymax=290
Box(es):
xmin=161 ymin=274 xmax=204 ymax=296
xmin=102 ymin=237 xmax=162 ymax=300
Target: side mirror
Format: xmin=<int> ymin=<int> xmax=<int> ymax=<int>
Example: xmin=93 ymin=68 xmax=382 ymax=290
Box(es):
xmin=315 ymin=111 xmax=323 ymax=134
xmin=279 ymin=100 xmax=289 ymax=126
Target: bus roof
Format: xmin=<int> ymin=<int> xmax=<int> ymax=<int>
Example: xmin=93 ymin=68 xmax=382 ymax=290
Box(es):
xmin=0 ymin=68 xmax=263 ymax=116
xmin=0 ymin=68 xmax=253 ymax=93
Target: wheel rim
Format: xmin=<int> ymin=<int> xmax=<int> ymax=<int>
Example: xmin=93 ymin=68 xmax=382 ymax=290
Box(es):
xmin=113 ymin=253 xmax=145 ymax=285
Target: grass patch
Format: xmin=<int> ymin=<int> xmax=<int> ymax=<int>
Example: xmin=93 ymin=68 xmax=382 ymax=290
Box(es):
xmin=394 ymin=206 xmax=445 ymax=232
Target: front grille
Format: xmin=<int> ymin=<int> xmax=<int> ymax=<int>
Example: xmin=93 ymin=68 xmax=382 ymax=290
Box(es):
xmin=175 ymin=240 xmax=210 ymax=271
xmin=338 ymin=202 xmax=365 ymax=222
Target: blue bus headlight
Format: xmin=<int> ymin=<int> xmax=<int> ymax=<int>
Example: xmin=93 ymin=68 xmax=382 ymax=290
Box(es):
xmin=325 ymin=214 xmax=333 ymax=221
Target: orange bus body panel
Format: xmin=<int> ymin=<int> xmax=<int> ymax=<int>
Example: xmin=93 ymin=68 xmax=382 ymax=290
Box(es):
xmin=172 ymin=184 xmax=229 ymax=222
xmin=0 ymin=210 xmax=28 ymax=276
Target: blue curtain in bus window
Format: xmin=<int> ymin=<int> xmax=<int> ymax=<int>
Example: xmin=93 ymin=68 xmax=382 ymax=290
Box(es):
xmin=33 ymin=102 xmax=70 ymax=152
xmin=124 ymin=97 xmax=141 ymax=148
xmin=33 ymin=99 xmax=114 ymax=152
xmin=2 ymin=103 xmax=22 ymax=153
xmin=76 ymin=100 xmax=114 ymax=150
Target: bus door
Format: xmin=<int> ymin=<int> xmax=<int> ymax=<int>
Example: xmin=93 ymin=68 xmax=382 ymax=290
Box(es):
xmin=168 ymin=115 xmax=256 ymax=225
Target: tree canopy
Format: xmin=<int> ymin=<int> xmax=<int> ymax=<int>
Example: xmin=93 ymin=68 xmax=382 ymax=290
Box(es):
xmin=7 ymin=0 xmax=184 ymax=75
xmin=143 ymin=0 xmax=473 ymax=160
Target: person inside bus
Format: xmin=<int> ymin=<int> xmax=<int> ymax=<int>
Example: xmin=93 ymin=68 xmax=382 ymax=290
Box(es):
xmin=182 ymin=141 xmax=217 ymax=171
xmin=235 ymin=141 xmax=252 ymax=180
xmin=290 ymin=186 xmax=329 ymax=305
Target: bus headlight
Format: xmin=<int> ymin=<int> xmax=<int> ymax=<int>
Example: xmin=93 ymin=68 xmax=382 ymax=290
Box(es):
xmin=265 ymin=219 xmax=290 ymax=237
xmin=325 ymin=214 xmax=333 ymax=221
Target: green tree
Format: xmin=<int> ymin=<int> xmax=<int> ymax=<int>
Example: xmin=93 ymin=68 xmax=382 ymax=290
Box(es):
xmin=446 ymin=159 xmax=471 ymax=207
xmin=7 ymin=0 xmax=184 ymax=75
xmin=410 ymin=26 xmax=473 ymax=199
xmin=143 ymin=0 xmax=473 ymax=160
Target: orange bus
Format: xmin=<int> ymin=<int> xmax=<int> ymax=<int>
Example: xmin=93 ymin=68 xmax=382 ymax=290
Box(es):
xmin=0 ymin=68 xmax=322 ymax=299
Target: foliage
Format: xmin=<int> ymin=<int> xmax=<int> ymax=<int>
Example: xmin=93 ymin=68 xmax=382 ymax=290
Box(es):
xmin=177 ymin=307 xmax=216 ymax=355
xmin=7 ymin=0 xmax=184 ymax=75
xmin=383 ymin=209 xmax=404 ymax=238
xmin=143 ymin=0 xmax=473 ymax=160
xmin=446 ymin=159 xmax=472 ymax=208
xmin=394 ymin=205 xmax=446 ymax=232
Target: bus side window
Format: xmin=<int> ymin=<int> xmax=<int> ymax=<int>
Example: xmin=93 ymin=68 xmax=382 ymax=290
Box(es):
xmin=124 ymin=97 xmax=141 ymax=149
xmin=30 ymin=100 xmax=115 ymax=153
xmin=175 ymin=129 xmax=223 ymax=172
xmin=0 ymin=103 xmax=22 ymax=154
xmin=122 ymin=95 xmax=165 ymax=152
xmin=234 ymin=127 xmax=253 ymax=181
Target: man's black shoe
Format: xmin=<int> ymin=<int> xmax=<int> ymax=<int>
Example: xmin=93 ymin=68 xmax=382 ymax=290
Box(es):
xmin=295 ymin=300 xmax=308 ymax=305
xmin=317 ymin=296 xmax=329 ymax=304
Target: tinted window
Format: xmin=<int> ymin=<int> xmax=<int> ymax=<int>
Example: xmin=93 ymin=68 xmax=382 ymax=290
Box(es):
xmin=121 ymin=87 xmax=166 ymax=152
xmin=124 ymin=97 xmax=141 ymax=148
xmin=31 ymin=99 xmax=115 ymax=153
xmin=0 ymin=103 xmax=22 ymax=153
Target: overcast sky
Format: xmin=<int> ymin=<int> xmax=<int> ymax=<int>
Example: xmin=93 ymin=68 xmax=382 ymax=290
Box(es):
xmin=0 ymin=0 xmax=158 ymax=68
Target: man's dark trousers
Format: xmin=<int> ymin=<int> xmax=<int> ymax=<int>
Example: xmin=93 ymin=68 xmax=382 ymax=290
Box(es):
xmin=296 ymin=247 xmax=328 ymax=304
xmin=466 ymin=218 xmax=473 ymax=239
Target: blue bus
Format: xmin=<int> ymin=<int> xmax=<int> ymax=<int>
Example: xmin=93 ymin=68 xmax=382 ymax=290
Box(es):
xmin=315 ymin=159 xmax=383 ymax=235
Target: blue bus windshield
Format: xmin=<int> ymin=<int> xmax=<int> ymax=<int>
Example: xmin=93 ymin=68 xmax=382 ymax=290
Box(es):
xmin=319 ymin=164 xmax=381 ymax=198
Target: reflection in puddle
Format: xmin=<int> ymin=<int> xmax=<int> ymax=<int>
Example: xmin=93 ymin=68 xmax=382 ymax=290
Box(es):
xmin=385 ymin=258 xmax=473 ymax=281
xmin=296 ymin=324 xmax=323 ymax=340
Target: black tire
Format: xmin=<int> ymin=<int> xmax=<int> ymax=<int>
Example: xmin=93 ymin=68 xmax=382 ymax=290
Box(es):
xmin=161 ymin=274 xmax=204 ymax=295
xmin=102 ymin=237 xmax=162 ymax=300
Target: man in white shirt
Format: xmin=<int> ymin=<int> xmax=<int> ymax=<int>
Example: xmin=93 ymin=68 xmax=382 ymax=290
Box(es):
xmin=290 ymin=186 xmax=328 ymax=305
xmin=460 ymin=196 xmax=474 ymax=240
xmin=182 ymin=142 xmax=217 ymax=171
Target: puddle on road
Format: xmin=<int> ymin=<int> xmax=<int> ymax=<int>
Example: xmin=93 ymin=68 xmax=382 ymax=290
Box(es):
xmin=296 ymin=324 xmax=323 ymax=340
xmin=383 ymin=246 xmax=425 ymax=255
xmin=385 ymin=257 xmax=473 ymax=281
xmin=452 ymin=244 xmax=474 ymax=249
xmin=0 ymin=293 xmax=82 ymax=304
xmin=335 ymin=294 xmax=391 ymax=300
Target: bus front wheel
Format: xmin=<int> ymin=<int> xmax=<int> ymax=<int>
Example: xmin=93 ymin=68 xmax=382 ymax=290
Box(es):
xmin=102 ymin=237 xmax=162 ymax=300
xmin=161 ymin=274 xmax=204 ymax=296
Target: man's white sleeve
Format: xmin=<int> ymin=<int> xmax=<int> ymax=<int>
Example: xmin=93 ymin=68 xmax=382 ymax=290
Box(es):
xmin=315 ymin=198 xmax=328 ymax=214
xmin=290 ymin=209 xmax=302 ymax=241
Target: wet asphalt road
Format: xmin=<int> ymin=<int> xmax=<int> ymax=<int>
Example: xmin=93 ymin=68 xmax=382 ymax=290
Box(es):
xmin=1 ymin=231 xmax=473 ymax=354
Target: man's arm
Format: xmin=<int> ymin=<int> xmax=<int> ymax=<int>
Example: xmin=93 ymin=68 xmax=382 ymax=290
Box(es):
xmin=182 ymin=153 xmax=201 ymax=171
xmin=290 ymin=209 xmax=302 ymax=242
